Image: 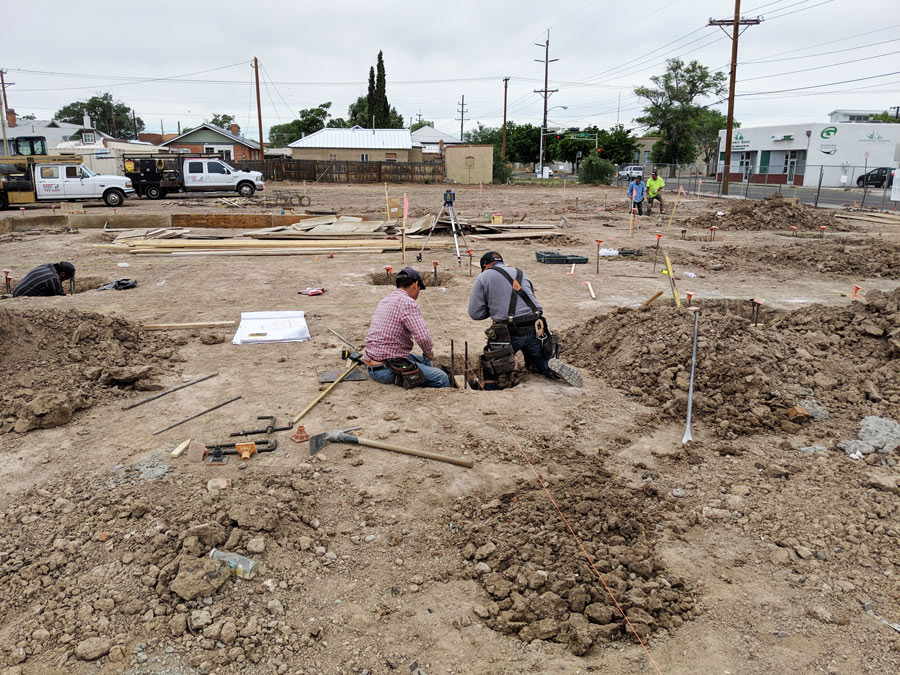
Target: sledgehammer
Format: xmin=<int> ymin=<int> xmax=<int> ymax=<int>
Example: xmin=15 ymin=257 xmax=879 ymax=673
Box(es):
xmin=309 ymin=427 xmax=473 ymax=468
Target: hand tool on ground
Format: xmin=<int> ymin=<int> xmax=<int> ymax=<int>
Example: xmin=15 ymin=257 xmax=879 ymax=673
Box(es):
xmin=310 ymin=427 xmax=474 ymax=468
xmin=152 ymin=395 xmax=242 ymax=435
xmin=327 ymin=327 xmax=361 ymax=351
xmin=299 ymin=287 xmax=325 ymax=295
xmin=122 ymin=373 xmax=218 ymax=410
xmin=206 ymin=439 xmax=278 ymax=464
xmin=582 ymin=281 xmax=595 ymax=299
xmin=663 ymin=253 xmax=681 ymax=308
xmin=682 ymin=307 xmax=701 ymax=445
xmin=749 ymin=298 xmax=765 ymax=326
xmin=292 ymin=351 xmax=362 ymax=424
xmin=230 ymin=416 xmax=291 ymax=437
xmin=2 ymin=269 xmax=11 ymax=294
xmin=638 ymin=290 xmax=664 ymax=310
xmin=653 ymin=233 xmax=662 ymax=272
xmin=595 ymin=240 xmax=602 ymax=274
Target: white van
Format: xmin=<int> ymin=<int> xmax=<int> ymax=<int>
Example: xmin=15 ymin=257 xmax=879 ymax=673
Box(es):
xmin=619 ymin=165 xmax=644 ymax=180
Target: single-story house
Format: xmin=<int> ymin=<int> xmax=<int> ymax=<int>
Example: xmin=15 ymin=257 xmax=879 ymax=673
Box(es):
xmin=411 ymin=125 xmax=464 ymax=157
xmin=289 ymin=126 xmax=423 ymax=162
xmin=160 ymin=123 xmax=261 ymax=161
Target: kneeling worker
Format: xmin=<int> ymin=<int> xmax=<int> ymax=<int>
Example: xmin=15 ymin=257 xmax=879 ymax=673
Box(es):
xmin=468 ymin=252 xmax=581 ymax=389
xmin=363 ymin=266 xmax=450 ymax=388
xmin=12 ymin=262 xmax=75 ymax=298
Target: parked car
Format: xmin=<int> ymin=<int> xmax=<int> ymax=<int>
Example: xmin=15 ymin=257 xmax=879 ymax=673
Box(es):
xmin=619 ymin=165 xmax=644 ymax=180
xmin=857 ymin=167 xmax=895 ymax=188
xmin=535 ymin=167 xmax=554 ymax=178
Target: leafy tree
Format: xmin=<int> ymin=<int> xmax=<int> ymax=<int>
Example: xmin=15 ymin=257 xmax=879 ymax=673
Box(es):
xmin=327 ymin=117 xmax=349 ymax=128
xmin=208 ymin=113 xmax=235 ymax=128
xmin=504 ymin=122 xmax=541 ymax=165
xmin=366 ymin=68 xmax=376 ymax=127
xmin=19 ymin=113 xmax=36 ymax=121
xmin=578 ymin=155 xmax=616 ymax=184
xmin=695 ymin=109 xmax=733 ymax=168
xmin=346 ymin=95 xmax=369 ymax=128
xmin=55 ymin=93 xmax=145 ymax=140
xmin=597 ymin=124 xmax=641 ymax=165
xmin=374 ymin=51 xmax=389 ymax=127
xmin=635 ymin=59 xmax=726 ymax=166
xmin=410 ymin=120 xmax=433 ymax=132
xmin=871 ymin=110 xmax=900 ymax=123
xmin=268 ymin=102 xmax=335 ymax=147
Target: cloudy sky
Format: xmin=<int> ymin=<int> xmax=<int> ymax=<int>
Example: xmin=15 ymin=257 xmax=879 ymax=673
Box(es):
xmin=3 ymin=0 xmax=897 ymax=142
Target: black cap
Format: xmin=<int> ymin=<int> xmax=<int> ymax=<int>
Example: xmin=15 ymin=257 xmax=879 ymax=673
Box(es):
xmin=55 ymin=262 xmax=75 ymax=278
xmin=395 ymin=266 xmax=425 ymax=289
xmin=480 ymin=251 xmax=503 ymax=271
xmin=651 ymin=170 xmax=657 ymax=175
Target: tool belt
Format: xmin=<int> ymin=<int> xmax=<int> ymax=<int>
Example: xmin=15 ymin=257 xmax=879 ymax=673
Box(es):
xmin=386 ymin=358 xmax=427 ymax=389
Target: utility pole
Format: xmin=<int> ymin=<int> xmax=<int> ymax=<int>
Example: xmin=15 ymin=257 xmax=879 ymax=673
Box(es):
xmin=132 ymin=110 xmax=138 ymax=140
xmin=254 ymin=57 xmax=264 ymax=160
xmin=457 ymin=94 xmax=467 ymax=141
xmin=534 ymin=30 xmax=558 ymax=178
xmin=501 ymin=77 xmax=509 ymax=159
xmin=616 ymin=92 xmax=621 ymax=126
xmin=0 ymin=69 xmax=9 ymax=154
xmin=709 ymin=1 xmax=761 ymax=196
xmin=416 ymin=110 xmax=423 ymax=124
xmin=890 ymin=105 xmax=900 ymax=119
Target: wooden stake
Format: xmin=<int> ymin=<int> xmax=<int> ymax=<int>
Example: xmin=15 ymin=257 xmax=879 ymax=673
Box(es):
xmin=142 ymin=322 xmax=235 ymax=331
xmin=664 ymin=254 xmax=681 ymax=308
xmin=292 ymin=364 xmax=358 ymax=424
xmin=665 ymin=188 xmax=682 ymax=234
xmin=638 ymin=290 xmax=664 ymax=309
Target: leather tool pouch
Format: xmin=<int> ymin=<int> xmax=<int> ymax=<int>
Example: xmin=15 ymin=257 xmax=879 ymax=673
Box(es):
xmin=485 ymin=322 xmax=511 ymax=343
xmin=386 ymin=358 xmax=428 ymax=389
xmin=481 ymin=344 xmax=517 ymax=375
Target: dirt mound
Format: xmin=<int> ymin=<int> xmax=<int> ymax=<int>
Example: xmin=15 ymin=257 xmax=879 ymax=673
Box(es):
xmin=0 ymin=308 xmax=178 ymax=432
xmin=454 ymin=467 xmax=697 ymax=653
xmin=684 ymin=193 xmax=851 ymax=232
xmin=0 ymin=463 xmax=323 ymax=670
xmin=560 ymin=289 xmax=900 ymax=438
xmin=670 ymin=238 xmax=900 ymax=278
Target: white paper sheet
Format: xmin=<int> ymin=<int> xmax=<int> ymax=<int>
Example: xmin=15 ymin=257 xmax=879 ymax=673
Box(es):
xmin=232 ymin=311 xmax=310 ymax=345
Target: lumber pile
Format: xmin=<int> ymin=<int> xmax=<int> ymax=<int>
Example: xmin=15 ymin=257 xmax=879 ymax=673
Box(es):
xmin=834 ymin=211 xmax=900 ymax=226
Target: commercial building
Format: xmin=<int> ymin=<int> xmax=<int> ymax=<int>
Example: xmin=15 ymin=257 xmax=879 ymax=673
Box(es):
xmin=716 ymin=121 xmax=900 ymax=187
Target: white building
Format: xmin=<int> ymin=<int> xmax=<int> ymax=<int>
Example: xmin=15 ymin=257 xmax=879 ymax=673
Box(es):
xmin=828 ymin=109 xmax=884 ymax=124
xmin=716 ymin=121 xmax=900 ymax=188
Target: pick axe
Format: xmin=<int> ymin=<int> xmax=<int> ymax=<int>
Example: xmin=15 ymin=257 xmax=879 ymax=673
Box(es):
xmin=309 ymin=427 xmax=473 ymax=468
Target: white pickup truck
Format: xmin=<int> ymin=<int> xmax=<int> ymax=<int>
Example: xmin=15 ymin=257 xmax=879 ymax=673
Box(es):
xmin=124 ymin=155 xmax=265 ymax=199
xmin=0 ymin=158 xmax=134 ymax=210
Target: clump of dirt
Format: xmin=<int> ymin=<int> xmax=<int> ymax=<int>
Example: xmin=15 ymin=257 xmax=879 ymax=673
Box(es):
xmin=684 ymin=192 xmax=851 ymax=231
xmin=368 ymin=271 xmax=454 ymax=286
xmin=454 ymin=468 xmax=698 ymax=653
xmin=560 ymin=289 xmax=900 ymax=438
xmin=528 ymin=233 xmax=585 ymax=246
xmin=74 ymin=275 xmax=108 ymax=293
xmin=0 ymin=465 xmax=324 ymax=670
xmin=669 ymin=238 xmax=900 ymax=278
xmin=0 ymin=308 xmax=179 ymax=432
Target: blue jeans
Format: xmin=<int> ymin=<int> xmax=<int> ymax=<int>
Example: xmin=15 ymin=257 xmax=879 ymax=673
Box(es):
xmin=511 ymin=331 xmax=553 ymax=378
xmin=366 ymin=353 xmax=450 ymax=388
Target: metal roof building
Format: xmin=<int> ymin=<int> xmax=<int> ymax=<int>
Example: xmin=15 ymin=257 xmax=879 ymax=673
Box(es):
xmin=289 ymin=126 xmax=413 ymax=150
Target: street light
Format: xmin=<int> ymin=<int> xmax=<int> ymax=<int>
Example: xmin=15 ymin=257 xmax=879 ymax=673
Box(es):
xmin=539 ymin=105 xmax=567 ymax=178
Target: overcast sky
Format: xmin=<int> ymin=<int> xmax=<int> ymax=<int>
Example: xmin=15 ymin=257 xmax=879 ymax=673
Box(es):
xmin=3 ymin=0 xmax=898 ymax=142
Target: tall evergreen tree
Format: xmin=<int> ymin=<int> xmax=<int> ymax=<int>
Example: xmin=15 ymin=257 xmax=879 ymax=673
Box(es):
xmin=374 ymin=51 xmax=388 ymax=127
xmin=366 ymin=67 xmax=376 ymax=128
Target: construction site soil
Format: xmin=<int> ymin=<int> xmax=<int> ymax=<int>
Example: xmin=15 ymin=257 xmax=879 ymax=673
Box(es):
xmin=1 ymin=182 xmax=899 ymax=675
xmin=683 ymin=192 xmax=850 ymax=232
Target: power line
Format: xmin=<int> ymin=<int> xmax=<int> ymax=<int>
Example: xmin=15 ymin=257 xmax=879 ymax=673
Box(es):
xmin=741 ymin=49 xmax=900 ymax=81
xmin=742 ymin=36 xmax=900 ymax=64
xmin=736 ymin=70 xmax=900 ymax=96
xmin=765 ymin=0 xmax=835 ymax=20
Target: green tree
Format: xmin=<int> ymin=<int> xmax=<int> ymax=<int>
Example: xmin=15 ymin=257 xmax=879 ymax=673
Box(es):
xmin=346 ymin=95 xmax=369 ymax=128
xmin=597 ymin=124 xmax=641 ymax=165
xmin=410 ymin=120 xmax=433 ymax=132
xmin=505 ymin=122 xmax=541 ymax=165
xmin=374 ymin=51 xmax=389 ymax=127
xmin=208 ymin=113 xmax=235 ymax=128
xmin=268 ymin=102 xmax=335 ymax=147
xmin=695 ymin=109 xmax=733 ymax=169
xmin=871 ymin=110 xmax=900 ymax=123
xmin=55 ymin=93 xmax=145 ymax=140
xmin=578 ymin=155 xmax=616 ymax=184
xmin=366 ymin=67 xmax=376 ymax=127
xmin=635 ymin=59 xmax=726 ymax=166
xmin=19 ymin=113 xmax=36 ymax=121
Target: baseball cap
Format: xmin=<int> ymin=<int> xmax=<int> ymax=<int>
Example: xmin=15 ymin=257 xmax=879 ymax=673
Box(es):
xmin=55 ymin=262 xmax=76 ymax=277
xmin=396 ymin=266 xmax=425 ymax=289
xmin=480 ymin=251 xmax=503 ymax=271
xmin=651 ymin=169 xmax=658 ymax=175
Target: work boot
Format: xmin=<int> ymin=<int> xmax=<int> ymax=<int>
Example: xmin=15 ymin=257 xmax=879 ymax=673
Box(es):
xmin=548 ymin=358 xmax=583 ymax=388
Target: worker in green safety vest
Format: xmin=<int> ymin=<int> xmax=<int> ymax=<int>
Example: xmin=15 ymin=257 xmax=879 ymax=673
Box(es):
xmin=646 ymin=170 xmax=665 ymax=215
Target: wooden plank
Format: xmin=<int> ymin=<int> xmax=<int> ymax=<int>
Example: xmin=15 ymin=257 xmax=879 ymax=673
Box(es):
xmin=470 ymin=231 xmax=562 ymax=240
xmin=142 ymin=321 xmax=236 ymax=331
xmin=170 ymin=439 xmax=191 ymax=458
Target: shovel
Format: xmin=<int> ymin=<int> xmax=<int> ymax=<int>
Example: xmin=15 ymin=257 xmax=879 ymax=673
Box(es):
xmin=682 ymin=307 xmax=701 ymax=444
xmin=310 ymin=427 xmax=473 ymax=468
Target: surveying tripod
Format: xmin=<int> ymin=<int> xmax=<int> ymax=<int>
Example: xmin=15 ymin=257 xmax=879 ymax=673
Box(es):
xmin=416 ymin=189 xmax=468 ymax=265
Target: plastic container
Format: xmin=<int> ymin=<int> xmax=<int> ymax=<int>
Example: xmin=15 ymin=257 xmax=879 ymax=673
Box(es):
xmin=535 ymin=251 xmax=589 ymax=264
xmin=209 ymin=549 xmax=257 ymax=579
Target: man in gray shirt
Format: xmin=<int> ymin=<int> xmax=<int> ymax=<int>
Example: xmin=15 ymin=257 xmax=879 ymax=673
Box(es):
xmin=468 ymin=252 xmax=581 ymax=389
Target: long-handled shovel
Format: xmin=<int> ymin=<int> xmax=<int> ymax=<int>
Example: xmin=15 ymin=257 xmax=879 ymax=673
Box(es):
xmin=682 ymin=307 xmax=701 ymax=445
xmin=309 ymin=427 xmax=474 ymax=468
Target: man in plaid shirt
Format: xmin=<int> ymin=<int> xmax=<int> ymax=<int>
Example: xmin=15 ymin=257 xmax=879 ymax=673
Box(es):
xmin=363 ymin=267 xmax=449 ymax=388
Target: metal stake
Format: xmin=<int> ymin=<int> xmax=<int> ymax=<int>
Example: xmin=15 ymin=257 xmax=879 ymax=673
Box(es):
xmin=450 ymin=339 xmax=456 ymax=388
xmin=681 ymin=308 xmax=700 ymax=445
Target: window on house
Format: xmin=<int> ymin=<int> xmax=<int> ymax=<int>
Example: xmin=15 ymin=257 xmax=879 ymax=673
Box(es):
xmin=385 ymin=152 xmax=397 ymax=162
xmin=360 ymin=153 xmax=369 ymax=162
xmin=65 ymin=166 xmax=79 ymax=178
xmin=328 ymin=153 xmax=337 ymax=161
xmin=82 ymin=132 xmax=95 ymax=143
xmin=643 ymin=151 xmax=651 ymax=163
xmin=188 ymin=162 xmax=204 ymax=174
xmin=41 ymin=166 xmax=59 ymax=179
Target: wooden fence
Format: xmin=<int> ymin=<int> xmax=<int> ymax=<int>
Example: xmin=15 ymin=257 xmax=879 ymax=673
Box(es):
xmin=232 ymin=158 xmax=444 ymax=184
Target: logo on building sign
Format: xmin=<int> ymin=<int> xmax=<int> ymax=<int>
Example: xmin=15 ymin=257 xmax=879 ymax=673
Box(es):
xmin=732 ymin=131 xmax=750 ymax=149
xmin=860 ymin=130 xmax=889 ymax=144
xmin=820 ymin=126 xmax=838 ymax=139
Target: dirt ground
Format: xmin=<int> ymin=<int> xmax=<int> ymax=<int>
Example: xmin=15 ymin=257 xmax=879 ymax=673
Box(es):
xmin=1 ymin=182 xmax=899 ymax=675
